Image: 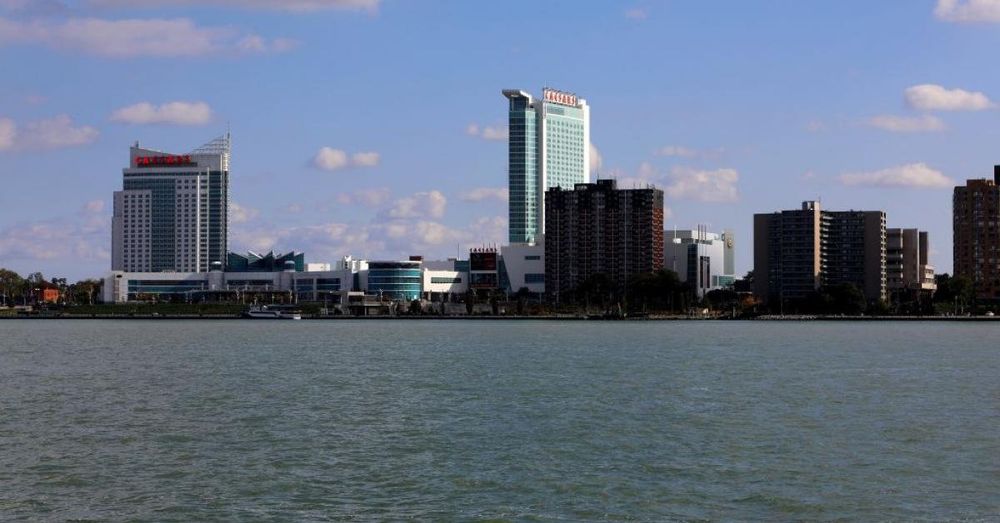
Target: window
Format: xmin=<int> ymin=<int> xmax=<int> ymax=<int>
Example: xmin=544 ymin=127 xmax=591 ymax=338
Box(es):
xmin=524 ymin=273 xmax=545 ymax=284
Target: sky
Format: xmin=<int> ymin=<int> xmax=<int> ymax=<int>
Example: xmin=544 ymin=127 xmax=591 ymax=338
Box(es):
xmin=2 ymin=0 xmax=1000 ymax=281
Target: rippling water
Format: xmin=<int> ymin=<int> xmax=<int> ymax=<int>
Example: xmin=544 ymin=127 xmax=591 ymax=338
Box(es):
xmin=1 ymin=320 xmax=998 ymax=520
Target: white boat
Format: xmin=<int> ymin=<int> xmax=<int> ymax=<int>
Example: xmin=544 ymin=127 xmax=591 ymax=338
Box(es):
xmin=242 ymin=306 xmax=302 ymax=320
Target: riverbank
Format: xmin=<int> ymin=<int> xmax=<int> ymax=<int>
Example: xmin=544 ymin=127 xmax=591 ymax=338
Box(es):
xmin=2 ymin=313 xmax=999 ymax=321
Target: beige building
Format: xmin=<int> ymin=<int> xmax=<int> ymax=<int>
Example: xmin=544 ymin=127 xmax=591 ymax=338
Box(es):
xmin=886 ymin=229 xmax=936 ymax=295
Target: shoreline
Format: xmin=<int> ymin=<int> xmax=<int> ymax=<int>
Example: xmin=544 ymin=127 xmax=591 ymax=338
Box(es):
xmin=1 ymin=314 xmax=997 ymax=321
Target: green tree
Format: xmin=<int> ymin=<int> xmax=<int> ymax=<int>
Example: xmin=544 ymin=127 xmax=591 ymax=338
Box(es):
xmin=0 ymin=269 xmax=24 ymax=306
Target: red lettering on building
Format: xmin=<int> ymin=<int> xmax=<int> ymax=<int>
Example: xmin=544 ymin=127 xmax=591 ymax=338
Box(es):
xmin=135 ymin=155 xmax=194 ymax=167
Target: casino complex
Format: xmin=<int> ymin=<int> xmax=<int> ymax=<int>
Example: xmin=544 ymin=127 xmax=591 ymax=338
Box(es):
xmin=103 ymin=86 xmax=737 ymax=309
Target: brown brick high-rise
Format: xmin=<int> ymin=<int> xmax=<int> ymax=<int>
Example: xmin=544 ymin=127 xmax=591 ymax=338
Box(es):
xmin=544 ymin=179 xmax=664 ymax=303
xmin=953 ymin=166 xmax=1000 ymax=299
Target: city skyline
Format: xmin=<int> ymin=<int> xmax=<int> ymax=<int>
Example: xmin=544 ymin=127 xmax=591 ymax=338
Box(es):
xmin=3 ymin=1 xmax=1000 ymax=280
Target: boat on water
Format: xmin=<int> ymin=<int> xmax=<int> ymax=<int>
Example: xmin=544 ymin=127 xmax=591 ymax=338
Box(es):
xmin=242 ymin=305 xmax=302 ymax=320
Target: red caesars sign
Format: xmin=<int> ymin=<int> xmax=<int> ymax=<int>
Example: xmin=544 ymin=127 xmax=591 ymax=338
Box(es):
xmin=135 ymin=155 xmax=194 ymax=167
xmin=543 ymin=88 xmax=577 ymax=107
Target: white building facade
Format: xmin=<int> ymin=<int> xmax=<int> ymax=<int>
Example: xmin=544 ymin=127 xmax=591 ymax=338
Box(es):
xmin=664 ymin=228 xmax=736 ymax=297
xmin=503 ymin=87 xmax=590 ymax=244
xmin=112 ymin=134 xmax=230 ymax=273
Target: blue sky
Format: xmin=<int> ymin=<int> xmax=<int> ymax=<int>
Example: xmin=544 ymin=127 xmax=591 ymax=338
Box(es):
xmin=2 ymin=0 xmax=1000 ymax=280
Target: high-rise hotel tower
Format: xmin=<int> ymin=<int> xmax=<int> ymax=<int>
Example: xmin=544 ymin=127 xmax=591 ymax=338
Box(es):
xmin=112 ymin=134 xmax=230 ymax=272
xmin=503 ymin=87 xmax=590 ymax=244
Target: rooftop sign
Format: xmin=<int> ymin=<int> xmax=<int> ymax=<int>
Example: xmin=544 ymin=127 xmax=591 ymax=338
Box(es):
xmin=135 ymin=155 xmax=194 ymax=168
xmin=543 ymin=88 xmax=577 ymax=107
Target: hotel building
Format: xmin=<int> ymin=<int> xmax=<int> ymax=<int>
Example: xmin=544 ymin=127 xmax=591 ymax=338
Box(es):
xmin=112 ymin=135 xmax=230 ymax=273
xmin=754 ymin=201 xmax=886 ymax=305
xmin=503 ymin=87 xmax=590 ymax=244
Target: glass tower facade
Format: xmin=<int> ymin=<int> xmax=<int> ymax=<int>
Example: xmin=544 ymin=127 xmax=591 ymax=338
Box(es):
xmin=503 ymin=88 xmax=589 ymax=245
xmin=113 ymin=135 xmax=230 ymax=273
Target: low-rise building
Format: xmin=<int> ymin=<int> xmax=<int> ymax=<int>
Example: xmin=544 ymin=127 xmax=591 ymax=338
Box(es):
xmin=664 ymin=227 xmax=736 ymax=297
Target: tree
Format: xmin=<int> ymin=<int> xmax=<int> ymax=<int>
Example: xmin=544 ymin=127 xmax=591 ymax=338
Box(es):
xmin=934 ymin=273 xmax=973 ymax=313
xmin=0 ymin=269 xmax=24 ymax=306
xmin=515 ymin=286 xmax=531 ymax=315
xmin=408 ymin=299 xmax=422 ymax=315
xmin=820 ymin=283 xmax=866 ymax=315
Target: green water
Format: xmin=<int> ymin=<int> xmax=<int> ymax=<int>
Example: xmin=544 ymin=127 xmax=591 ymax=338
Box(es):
xmin=1 ymin=320 xmax=997 ymax=520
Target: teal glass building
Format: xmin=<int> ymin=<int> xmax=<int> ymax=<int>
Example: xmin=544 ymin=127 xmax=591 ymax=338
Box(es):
xmin=365 ymin=261 xmax=423 ymax=301
xmin=502 ymin=88 xmax=590 ymax=244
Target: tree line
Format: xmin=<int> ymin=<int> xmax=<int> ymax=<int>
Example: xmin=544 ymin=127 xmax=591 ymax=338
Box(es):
xmin=0 ymin=268 xmax=101 ymax=306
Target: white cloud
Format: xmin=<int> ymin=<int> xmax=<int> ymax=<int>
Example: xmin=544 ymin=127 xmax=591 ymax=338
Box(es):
xmin=655 ymin=145 xmax=724 ymax=159
xmin=0 ymin=16 xmax=294 ymax=57
xmin=334 ymin=188 xmax=391 ymax=207
xmin=466 ymin=122 xmax=508 ymax=141
xmin=230 ymin=212 xmax=507 ymax=264
xmin=312 ymin=147 xmax=380 ymax=171
xmin=459 ymin=187 xmax=508 ymax=203
xmin=0 ymin=201 xmax=109 ymax=263
xmin=89 ymin=0 xmax=380 ymax=13
xmin=839 ymin=163 xmax=953 ymax=188
xmin=589 ymin=142 xmax=602 ymax=174
xmin=351 ymin=151 xmax=379 ymax=167
xmin=110 ymin=101 xmax=213 ymax=125
xmin=624 ymin=7 xmax=647 ymax=20
xmin=904 ymin=84 xmax=995 ymax=111
xmin=866 ymin=114 xmax=946 ymax=132
xmin=230 ymin=202 xmax=259 ymax=224
xmin=608 ymin=163 xmax=740 ymax=202
xmin=384 ymin=190 xmax=447 ymax=219
xmin=657 ymin=145 xmax=698 ymax=158
xmin=664 ymin=166 xmax=740 ymax=202
xmin=0 ymin=114 xmax=98 ymax=151
xmin=0 ymin=118 xmax=14 ymax=150
xmin=313 ymin=147 xmax=348 ymax=171
xmin=934 ymin=0 xmax=1000 ymax=22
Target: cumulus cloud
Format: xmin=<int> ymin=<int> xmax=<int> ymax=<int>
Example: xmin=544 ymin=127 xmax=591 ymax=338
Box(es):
xmin=313 ymin=147 xmax=348 ymax=171
xmin=609 ymin=163 xmax=740 ymax=203
xmin=0 ymin=118 xmax=14 ymax=150
xmin=0 ymin=200 xmax=109 ymax=264
xmin=459 ymin=187 xmax=508 ymax=203
xmin=89 ymin=0 xmax=380 ymax=12
xmin=866 ymin=114 xmax=946 ymax=132
xmin=904 ymin=84 xmax=995 ymax=111
xmin=230 ymin=202 xmax=259 ymax=224
xmin=334 ymin=188 xmax=391 ymax=207
xmin=664 ymin=166 xmax=740 ymax=202
xmin=351 ymin=151 xmax=379 ymax=167
xmin=839 ymin=163 xmax=953 ymax=188
xmin=655 ymin=145 xmax=724 ymax=159
xmin=466 ymin=123 xmax=508 ymax=141
xmin=312 ymin=147 xmax=380 ymax=171
xmin=0 ymin=16 xmax=294 ymax=57
xmin=934 ymin=0 xmax=1000 ymax=22
xmin=589 ymin=142 xmax=602 ymax=174
xmin=0 ymin=114 xmax=98 ymax=151
xmin=383 ymin=190 xmax=447 ymax=219
xmin=110 ymin=101 xmax=213 ymax=125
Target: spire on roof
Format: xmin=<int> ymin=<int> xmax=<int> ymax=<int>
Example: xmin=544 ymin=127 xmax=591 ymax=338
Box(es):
xmin=190 ymin=131 xmax=230 ymax=155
